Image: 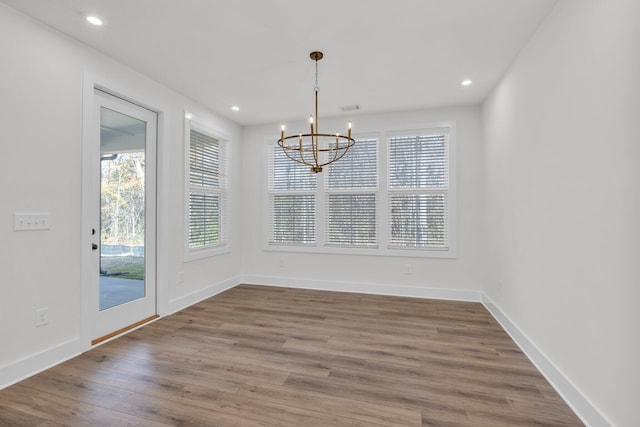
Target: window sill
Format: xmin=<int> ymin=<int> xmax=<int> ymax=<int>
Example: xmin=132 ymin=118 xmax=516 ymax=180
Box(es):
xmin=263 ymin=243 xmax=456 ymax=259
xmin=184 ymin=245 xmax=231 ymax=262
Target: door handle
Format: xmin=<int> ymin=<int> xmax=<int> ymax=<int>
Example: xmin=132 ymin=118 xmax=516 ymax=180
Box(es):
xmin=92 ymin=243 xmax=98 ymax=251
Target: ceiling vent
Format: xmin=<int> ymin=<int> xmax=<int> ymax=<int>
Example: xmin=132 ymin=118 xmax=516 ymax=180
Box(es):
xmin=340 ymin=105 xmax=360 ymax=112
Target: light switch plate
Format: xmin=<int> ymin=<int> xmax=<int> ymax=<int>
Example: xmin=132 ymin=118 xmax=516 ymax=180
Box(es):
xmin=14 ymin=213 xmax=50 ymax=231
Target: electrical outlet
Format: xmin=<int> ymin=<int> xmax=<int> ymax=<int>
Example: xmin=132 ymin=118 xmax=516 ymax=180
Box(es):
xmin=404 ymin=263 xmax=413 ymax=274
xmin=35 ymin=308 xmax=49 ymax=327
xmin=279 ymin=257 xmax=286 ymax=268
xmin=178 ymin=271 xmax=184 ymax=284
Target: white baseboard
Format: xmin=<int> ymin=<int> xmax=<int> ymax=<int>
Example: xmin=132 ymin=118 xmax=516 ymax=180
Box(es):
xmin=482 ymin=295 xmax=613 ymax=427
xmin=240 ymin=274 xmax=483 ymax=302
xmin=166 ymin=275 xmax=241 ymax=315
xmin=0 ymin=337 xmax=83 ymax=390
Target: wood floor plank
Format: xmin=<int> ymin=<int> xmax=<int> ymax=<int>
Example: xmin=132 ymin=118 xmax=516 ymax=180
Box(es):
xmin=0 ymin=284 xmax=583 ymax=426
xmin=193 ymin=345 xmax=332 ymax=378
xmin=283 ymin=372 xmax=470 ymax=414
xmin=17 ymin=368 xmax=133 ymax=409
xmin=237 ymin=382 xmax=422 ymax=427
xmin=0 ymin=405 xmax=48 ymax=427
xmin=0 ymin=384 xmax=158 ymax=426
xmin=111 ymin=393 xmax=277 ymax=427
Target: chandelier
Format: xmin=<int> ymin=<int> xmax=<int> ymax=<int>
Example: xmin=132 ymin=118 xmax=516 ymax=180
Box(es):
xmin=278 ymin=51 xmax=355 ymax=173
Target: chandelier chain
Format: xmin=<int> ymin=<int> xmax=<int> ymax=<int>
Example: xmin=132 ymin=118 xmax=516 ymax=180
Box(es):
xmin=314 ymin=58 xmax=319 ymax=92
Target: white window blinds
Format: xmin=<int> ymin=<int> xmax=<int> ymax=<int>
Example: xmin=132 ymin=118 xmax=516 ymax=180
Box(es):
xmin=326 ymin=139 xmax=377 ymax=247
xmin=264 ymin=125 xmax=454 ymax=257
xmin=389 ymin=133 xmax=449 ymax=249
xmin=188 ymin=128 xmax=227 ymax=249
xmin=268 ymin=147 xmax=316 ymax=245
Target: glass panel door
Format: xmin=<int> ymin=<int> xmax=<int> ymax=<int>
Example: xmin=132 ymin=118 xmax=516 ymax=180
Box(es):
xmin=99 ymin=107 xmax=146 ymax=310
xmin=89 ymin=89 xmax=157 ymax=342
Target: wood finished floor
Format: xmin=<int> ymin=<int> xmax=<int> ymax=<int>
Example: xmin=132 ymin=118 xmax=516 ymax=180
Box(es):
xmin=0 ymin=285 xmax=583 ymax=426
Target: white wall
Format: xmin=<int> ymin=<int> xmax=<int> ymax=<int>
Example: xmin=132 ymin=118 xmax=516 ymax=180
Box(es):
xmin=0 ymin=4 xmax=242 ymax=386
xmin=240 ymin=106 xmax=486 ymax=298
xmin=3 ymin=0 xmax=637 ymax=424
xmin=482 ymin=0 xmax=640 ymax=425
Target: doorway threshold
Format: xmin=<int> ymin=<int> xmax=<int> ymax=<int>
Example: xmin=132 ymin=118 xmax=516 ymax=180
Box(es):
xmin=91 ymin=314 xmax=160 ymax=346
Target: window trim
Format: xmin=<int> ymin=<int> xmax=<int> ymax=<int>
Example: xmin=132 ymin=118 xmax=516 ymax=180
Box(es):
xmin=263 ymin=122 xmax=457 ymax=258
xmin=184 ymin=115 xmax=231 ymax=261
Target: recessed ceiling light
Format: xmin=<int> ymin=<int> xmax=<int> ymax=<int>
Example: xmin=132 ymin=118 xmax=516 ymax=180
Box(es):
xmin=86 ymin=16 xmax=103 ymax=26
xmin=231 ymin=106 xmax=240 ymax=111
xmin=461 ymin=79 xmax=473 ymax=86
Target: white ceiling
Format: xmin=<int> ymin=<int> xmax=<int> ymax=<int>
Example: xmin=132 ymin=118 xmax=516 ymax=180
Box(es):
xmin=2 ymin=0 xmax=557 ymax=126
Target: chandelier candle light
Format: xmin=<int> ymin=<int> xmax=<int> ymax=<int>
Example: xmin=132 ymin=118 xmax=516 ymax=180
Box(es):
xmin=278 ymin=51 xmax=355 ymax=173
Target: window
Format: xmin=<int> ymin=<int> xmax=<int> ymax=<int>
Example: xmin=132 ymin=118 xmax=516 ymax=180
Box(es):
xmin=388 ymin=133 xmax=449 ymax=249
xmin=326 ymin=139 xmax=378 ymax=247
xmin=264 ymin=124 xmax=455 ymax=257
xmin=185 ymin=120 xmax=228 ymax=259
xmin=267 ymin=146 xmax=316 ymax=245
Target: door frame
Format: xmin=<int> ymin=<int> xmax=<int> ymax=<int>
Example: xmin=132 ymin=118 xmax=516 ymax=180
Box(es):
xmin=81 ymin=70 xmax=170 ymax=349
xmin=93 ymin=89 xmax=157 ymax=340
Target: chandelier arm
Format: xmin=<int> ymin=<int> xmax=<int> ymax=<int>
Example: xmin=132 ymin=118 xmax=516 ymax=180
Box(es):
xmin=331 ymin=134 xmax=341 ymax=163
xmin=278 ymin=142 xmax=313 ymax=166
xmin=328 ymin=144 xmax=354 ymax=164
xmin=278 ymin=141 xmax=307 ymax=166
xmin=326 ymin=137 xmax=355 ymax=166
xmin=280 ymin=134 xmax=353 ymax=148
xmin=278 ymin=135 xmax=321 ymax=169
xmin=279 ymin=135 xmax=354 ymax=171
xmin=299 ymin=135 xmax=312 ymax=169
